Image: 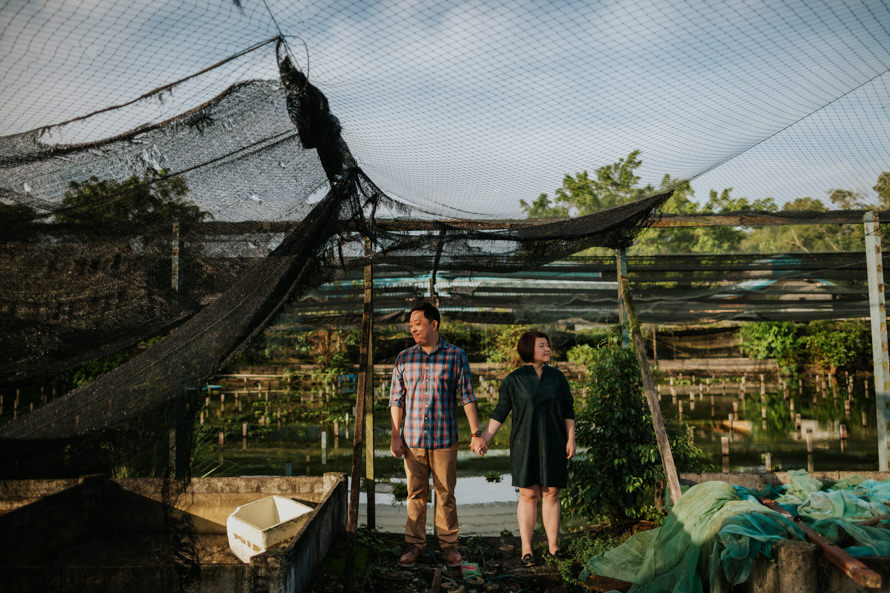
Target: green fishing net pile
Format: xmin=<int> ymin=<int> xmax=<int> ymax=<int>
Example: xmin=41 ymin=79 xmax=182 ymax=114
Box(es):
xmin=583 ymin=472 xmax=890 ymax=593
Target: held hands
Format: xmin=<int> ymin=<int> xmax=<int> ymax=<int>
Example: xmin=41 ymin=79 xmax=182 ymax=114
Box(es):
xmin=470 ymin=433 xmax=489 ymax=456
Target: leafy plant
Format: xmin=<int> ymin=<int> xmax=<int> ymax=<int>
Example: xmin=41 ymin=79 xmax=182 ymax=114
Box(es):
xmin=737 ymin=322 xmax=800 ymax=373
xmin=482 ymin=324 xmax=529 ymax=365
xmin=391 ymin=481 xmax=408 ymax=501
xmin=485 ymin=471 xmax=503 ymax=483
xmin=563 ymin=331 xmax=710 ymax=521
xmin=56 ymin=169 xmax=209 ymax=228
xmin=799 ymin=319 xmax=869 ymax=375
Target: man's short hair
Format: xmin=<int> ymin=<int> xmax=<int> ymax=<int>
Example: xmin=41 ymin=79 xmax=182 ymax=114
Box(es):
xmin=409 ymin=301 xmax=441 ymax=329
xmin=517 ymin=330 xmax=551 ymax=363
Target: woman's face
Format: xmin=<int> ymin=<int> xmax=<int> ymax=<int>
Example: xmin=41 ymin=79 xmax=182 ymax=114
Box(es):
xmin=533 ymin=337 xmax=551 ymax=364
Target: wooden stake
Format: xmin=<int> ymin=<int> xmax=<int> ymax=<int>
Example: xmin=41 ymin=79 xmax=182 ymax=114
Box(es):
xmin=620 ymin=279 xmax=682 ymax=503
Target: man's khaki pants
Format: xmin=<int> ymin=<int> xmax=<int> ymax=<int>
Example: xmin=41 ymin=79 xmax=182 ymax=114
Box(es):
xmin=403 ymin=444 xmax=458 ymax=549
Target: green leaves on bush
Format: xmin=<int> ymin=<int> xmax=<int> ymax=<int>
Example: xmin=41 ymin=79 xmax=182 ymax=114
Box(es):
xmin=737 ymin=320 xmax=869 ymax=375
xmin=563 ymin=333 xmax=710 ymax=521
xmin=799 ymin=319 xmax=869 ymax=374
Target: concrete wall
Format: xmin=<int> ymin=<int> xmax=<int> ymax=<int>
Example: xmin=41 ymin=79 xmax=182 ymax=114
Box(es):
xmin=681 ymin=471 xmax=890 ymax=490
xmin=280 ymin=473 xmax=347 ymax=593
xmin=0 ymin=473 xmax=347 ymax=593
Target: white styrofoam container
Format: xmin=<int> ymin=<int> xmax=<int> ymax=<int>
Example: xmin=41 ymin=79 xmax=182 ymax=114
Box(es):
xmin=226 ymin=495 xmax=314 ymax=563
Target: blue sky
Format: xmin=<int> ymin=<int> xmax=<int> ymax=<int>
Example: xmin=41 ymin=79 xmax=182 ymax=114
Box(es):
xmin=2 ymin=0 xmax=889 ymax=218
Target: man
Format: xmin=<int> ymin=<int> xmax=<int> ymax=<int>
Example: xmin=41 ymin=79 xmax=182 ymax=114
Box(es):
xmin=389 ymin=301 xmax=487 ymax=569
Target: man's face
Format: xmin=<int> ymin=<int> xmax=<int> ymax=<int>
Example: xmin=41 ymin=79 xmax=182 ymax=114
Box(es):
xmin=409 ymin=310 xmax=438 ymax=347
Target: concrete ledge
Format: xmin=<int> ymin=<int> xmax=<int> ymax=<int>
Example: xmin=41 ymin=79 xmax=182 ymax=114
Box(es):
xmin=681 ymin=471 xmax=890 ymax=490
xmin=0 ymin=473 xmax=347 ymax=593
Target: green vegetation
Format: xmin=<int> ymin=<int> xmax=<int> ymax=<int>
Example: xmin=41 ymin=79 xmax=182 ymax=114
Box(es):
xmin=56 ymin=169 xmax=209 ymax=227
xmin=737 ymin=322 xmax=800 ymax=373
xmin=563 ymin=331 xmax=711 ymax=522
xmin=0 ymin=202 xmax=39 ymax=224
xmin=800 ymin=319 xmax=870 ymax=375
xmin=521 ymin=150 xmax=890 ymax=255
xmin=737 ymin=320 xmax=870 ymax=376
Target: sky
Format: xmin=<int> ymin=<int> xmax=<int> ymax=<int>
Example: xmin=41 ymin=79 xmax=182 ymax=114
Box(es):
xmin=1 ymin=0 xmax=889 ymax=218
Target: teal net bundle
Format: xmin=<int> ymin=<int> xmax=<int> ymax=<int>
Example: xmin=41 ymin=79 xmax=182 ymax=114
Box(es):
xmin=583 ymin=473 xmax=890 ymax=593
xmin=0 ymin=43 xmax=671 ymax=478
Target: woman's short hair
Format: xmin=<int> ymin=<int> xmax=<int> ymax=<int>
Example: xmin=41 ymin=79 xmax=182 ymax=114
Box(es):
xmin=517 ymin=330 xmax=551 ymax=363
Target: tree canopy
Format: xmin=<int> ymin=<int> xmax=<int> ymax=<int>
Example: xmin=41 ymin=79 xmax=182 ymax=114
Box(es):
xmin=55 ymin=169 xmax=208 ymax=228
xmin=522 ymin=151 xmax=888 ymax=255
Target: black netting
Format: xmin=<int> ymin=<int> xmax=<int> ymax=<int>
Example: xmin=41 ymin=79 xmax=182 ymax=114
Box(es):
xmin=0 ymin=47 xmax=670 ymax=477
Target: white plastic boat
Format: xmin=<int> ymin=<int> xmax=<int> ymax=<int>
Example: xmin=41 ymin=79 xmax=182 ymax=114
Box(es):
xmin=226 ymin=495 xmax=314 ymax=563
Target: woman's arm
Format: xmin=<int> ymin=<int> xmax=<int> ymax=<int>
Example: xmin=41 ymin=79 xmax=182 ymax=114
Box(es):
xmin=482 ymin=418 xmax=503 ymax=445
xmin=565 ymin=418 xmax=576 ymax=459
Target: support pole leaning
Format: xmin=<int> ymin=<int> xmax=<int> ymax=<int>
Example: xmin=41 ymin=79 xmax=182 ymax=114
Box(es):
xmin=619 ymin=278 xmax=683 ymax=504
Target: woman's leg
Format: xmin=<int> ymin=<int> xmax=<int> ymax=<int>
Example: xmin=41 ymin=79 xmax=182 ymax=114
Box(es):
xmin=541 ymin=487 xmax=561 ymax=553
xmin=517 ymin=485 xmax=541 ymax=556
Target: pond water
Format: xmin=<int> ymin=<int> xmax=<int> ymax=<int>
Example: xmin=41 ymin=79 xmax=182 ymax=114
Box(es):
xmin=202 ymin=372 xmax=881 ymax=479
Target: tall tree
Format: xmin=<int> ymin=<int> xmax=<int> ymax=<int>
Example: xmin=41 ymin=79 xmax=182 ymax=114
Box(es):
xmin=56 ymin=169 xmax=208 ymax=228
xmin=520 ymin=150 xmax=652 ymax=218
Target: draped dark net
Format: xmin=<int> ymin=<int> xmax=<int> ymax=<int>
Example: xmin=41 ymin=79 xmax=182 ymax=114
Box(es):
xmin=0 ymin=49 xmax=671 ymax=478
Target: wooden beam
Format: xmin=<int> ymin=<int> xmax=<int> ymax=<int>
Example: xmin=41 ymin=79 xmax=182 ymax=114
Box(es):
xmin=759 ymin=497 xmax=881 ymax=589
xmin=619 ymin=278 xmax=683 ymax=504
xmin=182 ymin=209 xmax=890 ymax=235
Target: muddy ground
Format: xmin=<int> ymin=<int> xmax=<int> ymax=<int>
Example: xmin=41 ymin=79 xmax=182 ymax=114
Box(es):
xmin=305 ymin=530 xmax=631 ymax=593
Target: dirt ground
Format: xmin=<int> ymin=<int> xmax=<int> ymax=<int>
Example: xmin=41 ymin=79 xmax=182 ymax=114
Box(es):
xmin=306 ymin=530 xmax=582 ymax=593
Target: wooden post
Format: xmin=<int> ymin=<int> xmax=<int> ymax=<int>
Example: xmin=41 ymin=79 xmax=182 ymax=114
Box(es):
xmin=171 ymin=221 xmax=182 ymax=294
xmin=721 ymin=436 xmax=730 ymax=473
xmin=865 ymin=211 xmax=890 ymax=471
xmin=363 ymin=237 xmax=376 ymax=529
xmin=620 ymin=279 xmax=682 ymax=503
xmin=617 ymin=248 xmax=629 ymax=347
xmin=346 ymin=236 xmax=374 ymax=592
xmin=807 ymin=429 xmax=815 ymax=473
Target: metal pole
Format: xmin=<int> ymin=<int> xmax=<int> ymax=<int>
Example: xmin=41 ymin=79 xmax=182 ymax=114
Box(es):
xmin=865 ymin=211 xmax=890 ymax=471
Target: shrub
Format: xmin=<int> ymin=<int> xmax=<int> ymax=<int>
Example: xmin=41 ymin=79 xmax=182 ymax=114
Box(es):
xmin=737 ymin=322 xmax=799 ymax=373
xmin=563 ymin=332 xmax=710 ymax=521
xmin=800 ymin=319 xmax=869 ymax=375
xmin=481 ymin=324 xmax=529 ymax=365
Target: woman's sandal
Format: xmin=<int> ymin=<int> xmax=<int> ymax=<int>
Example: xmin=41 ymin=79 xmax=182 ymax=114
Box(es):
xmin=520 ymin=553 xmax=536 ymax=567
xmin=547 ymin=548 xmax=566 ymax=561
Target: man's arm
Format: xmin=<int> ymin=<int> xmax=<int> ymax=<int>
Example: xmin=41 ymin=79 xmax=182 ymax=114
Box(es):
xmin=390 ymin=405 xmax=406 ymax=458
xmin=463 ymin=401 xmax=487 ymax=454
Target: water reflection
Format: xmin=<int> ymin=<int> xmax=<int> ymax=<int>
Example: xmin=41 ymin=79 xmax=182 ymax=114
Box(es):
xmin=660 ymin=373 xmax=878 ymax=471
xmin=197 ymin=372 xmax=880 ymax=478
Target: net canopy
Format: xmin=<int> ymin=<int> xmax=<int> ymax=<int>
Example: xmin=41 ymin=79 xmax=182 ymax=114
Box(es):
xmin=1 ymin=0 xmax=889 ymax=476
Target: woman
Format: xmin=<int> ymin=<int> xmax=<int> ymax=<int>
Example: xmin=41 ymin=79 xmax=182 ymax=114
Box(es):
xmin=481 ymin=330 xmax=575 ymax=566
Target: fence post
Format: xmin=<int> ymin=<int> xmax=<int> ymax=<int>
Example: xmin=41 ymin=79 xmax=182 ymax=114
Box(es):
xmin=864 ymin=211 xmax=890 ymax=471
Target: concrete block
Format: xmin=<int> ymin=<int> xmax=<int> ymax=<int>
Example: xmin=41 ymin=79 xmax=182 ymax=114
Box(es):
xmin=776 ymin=539 xmax=817 ymax=593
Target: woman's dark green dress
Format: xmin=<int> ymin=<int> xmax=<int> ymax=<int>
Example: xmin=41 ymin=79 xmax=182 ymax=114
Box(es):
xmin=491 ymin=365 xmax=575 ymax=488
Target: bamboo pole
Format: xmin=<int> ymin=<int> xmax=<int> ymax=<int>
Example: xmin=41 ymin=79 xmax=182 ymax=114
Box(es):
xmin=363 ymin=237 xmax=376 ymax=529
xmin=620 ymin=279 xmax=683 ymax=504
xmin=345 ymin=245 xmax=374 ymax=592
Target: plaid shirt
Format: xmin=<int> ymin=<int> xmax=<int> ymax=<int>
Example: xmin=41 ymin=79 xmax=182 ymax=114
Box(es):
xmin=389 ymin=339 xmax=476 ymax=448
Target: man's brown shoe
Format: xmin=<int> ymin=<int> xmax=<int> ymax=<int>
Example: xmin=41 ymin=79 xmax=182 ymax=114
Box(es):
xmin=398 ymin=545 xmax=422 ymax=568
xmin=442 ymin=547 xmax=462 ymax=568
